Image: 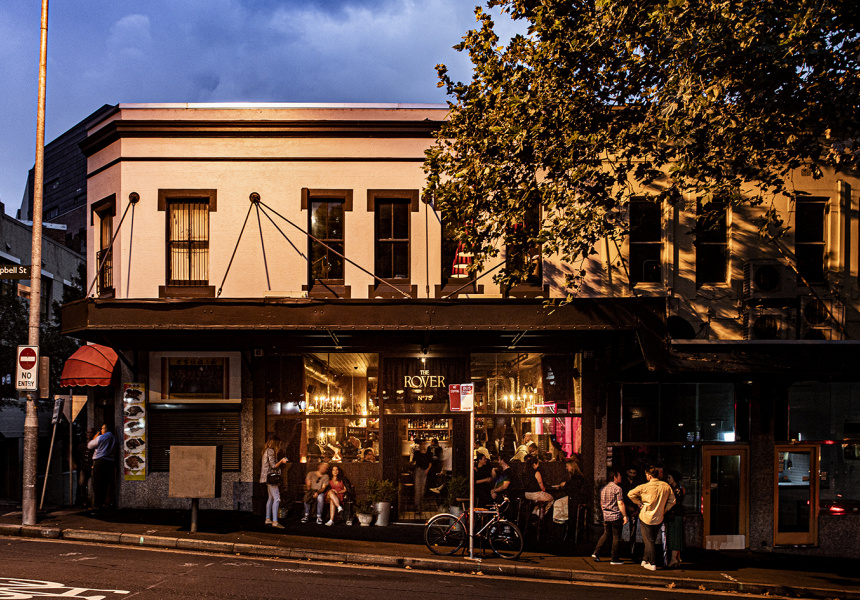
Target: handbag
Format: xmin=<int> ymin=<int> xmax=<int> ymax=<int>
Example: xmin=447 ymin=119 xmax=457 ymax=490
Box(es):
xmin=266 ymin=469 xmax=282 ymax=486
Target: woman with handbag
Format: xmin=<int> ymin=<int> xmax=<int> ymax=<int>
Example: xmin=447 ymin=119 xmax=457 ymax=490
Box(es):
xmin=260 ymin=433 xmax=288 ymax=529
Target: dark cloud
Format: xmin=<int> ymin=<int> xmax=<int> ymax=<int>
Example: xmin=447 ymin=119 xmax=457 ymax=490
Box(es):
xmin=0 ymin=1 xmax=516 ymax=213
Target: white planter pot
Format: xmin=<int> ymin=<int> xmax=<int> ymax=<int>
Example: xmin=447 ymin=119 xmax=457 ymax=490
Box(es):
xmin=374 ymin=501 xmax=391 ymax=526
xmin=357 ymin=513 xmax=373 ymax=526
xmin=449 ymin=506 xmax=463 ymax=517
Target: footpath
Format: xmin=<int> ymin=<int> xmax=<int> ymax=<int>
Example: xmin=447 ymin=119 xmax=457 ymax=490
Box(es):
xmin=1 ymin=505 xmax=859 ymax=600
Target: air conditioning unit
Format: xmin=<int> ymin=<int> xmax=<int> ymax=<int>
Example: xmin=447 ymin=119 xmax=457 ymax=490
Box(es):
xmin=743 ymin=260 xmax=797 ymax=300
xmin=743 ymin=306 xmax=797 ymax=340
xmin=798 ymin=296 xmax=844 ymax=340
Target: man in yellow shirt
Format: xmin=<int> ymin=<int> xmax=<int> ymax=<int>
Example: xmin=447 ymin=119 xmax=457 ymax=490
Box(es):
xmin=627 ymin=465 xmax=675 ymax=570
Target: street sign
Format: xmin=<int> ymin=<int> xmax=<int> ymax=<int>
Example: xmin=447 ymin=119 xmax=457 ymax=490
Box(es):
xmin=0 ymin=264 xmax=31 ymax=279
xmin=51 ymin=397 xmax=64 ymax=425
xmin=39 ymin=356 xmax=50 ymax=399
xmin=460 ymin=383 xmax=474 ymax=411
xmin=448 ymin=384 xmax=461 ymax=411
xmin=16 ymin=346 xmax=39 ymax=391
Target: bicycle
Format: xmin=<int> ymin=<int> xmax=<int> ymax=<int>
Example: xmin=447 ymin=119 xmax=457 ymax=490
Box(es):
xmin=423 ymin=497 xmax=523 ymax=559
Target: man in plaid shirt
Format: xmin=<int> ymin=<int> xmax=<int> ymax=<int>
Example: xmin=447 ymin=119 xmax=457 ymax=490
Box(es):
xmin=592 ymin=469 xmax=628 ymax=564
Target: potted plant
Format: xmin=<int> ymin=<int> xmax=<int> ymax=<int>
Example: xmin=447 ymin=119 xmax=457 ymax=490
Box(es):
xmin=367 ymin=478 xmax=397 ymax=526
xmin=354 ymin=499 xmax=375 ymax=526
xmin=444 ymin=476 xmax=469 ymax=516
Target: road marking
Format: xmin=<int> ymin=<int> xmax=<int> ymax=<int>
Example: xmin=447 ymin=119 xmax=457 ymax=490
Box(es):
xmin=272 ymin=568 xmax=324 ymax=574
xmin=0 ymin=577 xmax=129 ymax=599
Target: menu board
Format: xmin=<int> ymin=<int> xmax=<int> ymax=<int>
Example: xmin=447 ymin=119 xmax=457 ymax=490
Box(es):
xmin=123 ymin=383 xmax=146 ymax=481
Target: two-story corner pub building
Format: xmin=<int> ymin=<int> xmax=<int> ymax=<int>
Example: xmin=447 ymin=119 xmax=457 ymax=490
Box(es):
xmin=60 ymin=103 xmax=860 ymax=558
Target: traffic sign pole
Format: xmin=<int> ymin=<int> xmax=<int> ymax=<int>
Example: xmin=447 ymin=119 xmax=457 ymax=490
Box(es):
xmin=23 ymin=0 xmax=50 ymax=527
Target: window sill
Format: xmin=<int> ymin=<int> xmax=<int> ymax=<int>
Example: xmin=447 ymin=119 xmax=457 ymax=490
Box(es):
xmin=302 ymin=283 xmax=351 ymax=299
xmin=159 ymin=285 xmax=216 ymax=298
xmin=435 ymin=282 xmax=484 ymax=299
xmin=368 ymin=283 xmax=417 ymax=299
xmin=505 ymin=284 xmax=549 ymax=299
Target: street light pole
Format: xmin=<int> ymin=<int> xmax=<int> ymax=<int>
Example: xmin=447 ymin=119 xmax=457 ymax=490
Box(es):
xmin=23 ymin=0 xmax=50 ymax=526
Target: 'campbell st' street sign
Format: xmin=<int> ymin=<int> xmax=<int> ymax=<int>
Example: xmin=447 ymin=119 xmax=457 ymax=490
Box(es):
xmin=0 ymin=265 xmax=32 ymax=279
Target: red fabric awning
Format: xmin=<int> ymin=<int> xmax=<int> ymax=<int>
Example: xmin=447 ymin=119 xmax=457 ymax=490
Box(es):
xmin=60 ymin=343 xmax=118 ymax=387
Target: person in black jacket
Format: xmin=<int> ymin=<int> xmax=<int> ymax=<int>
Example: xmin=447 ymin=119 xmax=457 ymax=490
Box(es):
xmin=73 ymin=428 xmax=94 ymax=508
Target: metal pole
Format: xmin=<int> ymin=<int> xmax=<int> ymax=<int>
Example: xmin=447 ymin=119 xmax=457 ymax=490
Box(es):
xmin=39 ymin=422 xmax=57 ymax=510
xmin=469 ymin=406 xmax=475 ymax=560
xmin=69 ymin=414 xmax=73 ymax=505
xmin=190 ymin=498 xmax=199 ymax=533
xmin=23 ymin=0 xmax=50 ymax=527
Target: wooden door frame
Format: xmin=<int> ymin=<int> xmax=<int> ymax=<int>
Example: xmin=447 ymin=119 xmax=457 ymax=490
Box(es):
xmin=702 ymin=444 xmax=750 ymax=548
xmin=773 ymin=443 xmax=819 ymax=546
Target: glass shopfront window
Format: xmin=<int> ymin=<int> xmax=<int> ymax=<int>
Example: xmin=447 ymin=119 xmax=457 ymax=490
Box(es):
xmin=621 ymin=383 xmax=735 ymax=443
xmin=470 ymin=353 xmax=582 ymax=458
xmin=264 ymin=353 xmax=380 ymax=464
xmin=789 ymin=382 xmax=860 ymax=506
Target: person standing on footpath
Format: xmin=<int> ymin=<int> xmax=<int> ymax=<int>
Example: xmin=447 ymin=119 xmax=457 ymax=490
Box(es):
xmin=73 ymin=428 xmax=95 ymax=508
xmin=592 ymin=469 xmax=628 ymax=565
xmin=621 ymin=466 xmax=643 ymax=556
xmin=628 ymin=465 xmax=675 ymax=571
xmin=87 ymin=423 xmax=118 ymax=514
xmin=260 ymin=433 xmax=288 ymax=529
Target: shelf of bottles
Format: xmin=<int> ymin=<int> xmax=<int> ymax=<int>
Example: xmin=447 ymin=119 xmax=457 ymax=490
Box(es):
xmin=407 ymin=418 xmax=451 ymax=441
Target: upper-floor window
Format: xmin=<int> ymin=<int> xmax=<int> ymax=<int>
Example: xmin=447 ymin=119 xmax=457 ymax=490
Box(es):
xmin=375 ymin=198 xmax=410 ymax=281
xmin=506 ymin=205 xmax=542 ymax=288
xmin=441 ymin=215 xmax=470 ymax=283
xmin=628 ymin=198 xmax=662 ymax=285
xmin=92 ymin=195 xmax=115 ymax=296
xmin=159 ymin=189 xmax=216 ymax=288
xmin=309 ymin=199 xmax=345 ymax=283
xmin=695 ymin=199 xmax=729 ymax=287
xmin=795 ymin=196 xmax=827 ymax=283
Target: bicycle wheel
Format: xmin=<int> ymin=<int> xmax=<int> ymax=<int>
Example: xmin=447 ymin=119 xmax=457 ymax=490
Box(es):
xmin=488 ymin=519 xmax=523 ymax=559
xmin=424 ymin=514 xmax=466 ymax=555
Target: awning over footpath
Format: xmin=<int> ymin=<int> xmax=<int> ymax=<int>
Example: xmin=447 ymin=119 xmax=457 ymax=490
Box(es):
xmin=60 ymin=343 xmax=118 ymax=387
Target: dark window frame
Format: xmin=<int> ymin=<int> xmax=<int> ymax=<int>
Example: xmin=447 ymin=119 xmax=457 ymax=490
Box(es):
xmin=92 ymin=194 xmax=116 ymax=297
xmin=505 ymin=204 xmax=544 ymax=295
xmin=158 ymin=189 xmax=216 ymax=288
xmin=302 ymin=189 xmax=353 ymax=297
xmin=695 ymin=198 xmax=730 ymax=287
xmin=794 ymin=196 xmax=828 ymax=284
xmin=369 ymin=190 xmax=418 ymax=285
xmin=628 ymin=198 xmax=664 ymax=285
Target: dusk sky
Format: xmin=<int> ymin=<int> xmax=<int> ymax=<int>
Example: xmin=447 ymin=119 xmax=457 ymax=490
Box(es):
xmin=0 ymin=1 xmax=518 ymax=216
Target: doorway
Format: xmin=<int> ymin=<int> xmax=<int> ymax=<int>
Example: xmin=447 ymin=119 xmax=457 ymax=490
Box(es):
xmin=774 ymin=444 xmax=819 ymax=546
xmin=702 ymin=445 xmax=749 ymax=549
xmin=393 ymin=415 xmax=453 ymax=520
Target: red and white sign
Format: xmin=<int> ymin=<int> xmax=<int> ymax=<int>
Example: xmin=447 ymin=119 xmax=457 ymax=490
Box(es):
xmin=460 ymin=383 xmax=474 ymax=411
xmin=16 ymin=345 xmax=39 ymax=391
xmin=449 ymin=384 xmax=461 ymax=411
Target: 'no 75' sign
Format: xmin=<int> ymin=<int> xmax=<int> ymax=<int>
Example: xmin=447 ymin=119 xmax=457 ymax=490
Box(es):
xmin=16 ymin=346 xmax=39 ymax=391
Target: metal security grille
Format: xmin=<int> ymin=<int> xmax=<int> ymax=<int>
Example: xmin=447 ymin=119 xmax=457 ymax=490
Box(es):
xmin=147 ymin=409 xmax=240 ymax=471
xmin=96 ymin=249 xmax=112 ymax=295
xmin=167 ymin=199 xmax=209 ymax=285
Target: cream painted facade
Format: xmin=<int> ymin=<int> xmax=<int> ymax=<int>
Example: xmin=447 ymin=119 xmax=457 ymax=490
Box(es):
xmin=62 ymin=103 xmax=860 ymax=558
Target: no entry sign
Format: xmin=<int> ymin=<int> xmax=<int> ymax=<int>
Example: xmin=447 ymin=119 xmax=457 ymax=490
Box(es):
xmin=16 ymin=346 xmax=39 ymax=391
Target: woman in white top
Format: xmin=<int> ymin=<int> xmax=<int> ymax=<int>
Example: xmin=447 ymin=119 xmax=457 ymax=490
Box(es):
xmin=260 ymin=433 xmax=288 ymax=528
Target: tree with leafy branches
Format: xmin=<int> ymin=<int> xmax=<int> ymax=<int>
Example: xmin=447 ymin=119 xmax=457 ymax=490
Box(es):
xmin=0 ymin=262 xmax=84 ymax=408
xmin=423 ymin=0 xmax=860 ymax=291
